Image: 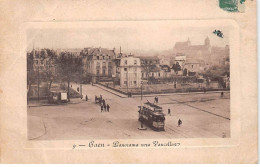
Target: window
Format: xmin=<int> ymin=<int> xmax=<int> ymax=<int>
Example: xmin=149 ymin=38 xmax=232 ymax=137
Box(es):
xmin=124 ymin=68 xmax=127 ymax=71
xmin=134 ymin=81 xmax=137 ymax=84
xmin=102 ymin=62 xmax=106 ymax=67
xmin=159 ymin=73 xmax=160 ymax=77
xmin=108 ymin=69 xmax=112 ymax=76
xmin=96 ymin=69 xmax=100 ymax=75
xmin=96 ymin=62 xmax=100 ymax=68
xmin=124 ymin=81 xmax=127 ymax=85
xmin=97 ymin=56 xmax=99 ymax=60
xmin=134 ymin=60 xmax=137 ymax=65
xmin=192 ymin=65 xmax=194 ymax=68
xmin=102 ymin=69 xmax=106 ymax=75
xmin=108 ymin=62 xmax=112 ymax=67
xmin=103 ymin=56 xmax=105 ymax=59
xmin=109 ymin=56 xmax=111 ymax=59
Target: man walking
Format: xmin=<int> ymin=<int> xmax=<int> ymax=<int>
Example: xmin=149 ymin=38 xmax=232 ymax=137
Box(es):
xmin=85 ymin=95 xmax=88 ymax=101
xmin=107 ymin=104 xmax=110 ymax=112
xmin=178 ymin=119 xmax=182 ymax=127
xmin=168 ymin=107 xmax=171 ymax=116
xmin=104 ymin=103 xmax=107 ymax=111
xmin=101 ymin=105 xmax=103 ymax=112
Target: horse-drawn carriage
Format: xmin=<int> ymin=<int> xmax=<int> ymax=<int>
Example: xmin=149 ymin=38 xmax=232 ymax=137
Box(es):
xmin=95 ymin=96 xmax=103 ymax=104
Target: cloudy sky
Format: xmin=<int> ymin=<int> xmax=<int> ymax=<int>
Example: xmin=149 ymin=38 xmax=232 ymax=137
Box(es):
xmin=27 ymin=21 xmax=230 ymax=53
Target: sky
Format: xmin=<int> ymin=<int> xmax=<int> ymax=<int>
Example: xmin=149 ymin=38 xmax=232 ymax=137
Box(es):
xmin=27 ymin=21 xmax=230 ymax=54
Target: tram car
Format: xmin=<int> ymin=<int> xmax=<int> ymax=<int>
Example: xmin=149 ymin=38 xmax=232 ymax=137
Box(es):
xmin=138 ymin=102 xmax=165 ymax=131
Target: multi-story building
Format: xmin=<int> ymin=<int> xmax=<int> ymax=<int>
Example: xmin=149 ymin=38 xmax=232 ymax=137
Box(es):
xmin=81 ymin=47 xmax=116 ymax=83
xmin=117 ymin=56 xmax=141 ymax=88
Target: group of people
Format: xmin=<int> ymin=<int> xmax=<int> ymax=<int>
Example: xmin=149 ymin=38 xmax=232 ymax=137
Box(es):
xmin=95 ymin=95 xmax=110 ymax=112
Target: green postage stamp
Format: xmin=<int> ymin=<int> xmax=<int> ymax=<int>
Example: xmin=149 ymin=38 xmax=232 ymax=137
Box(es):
xmin=219 ymin=0 xmax=245 ymax=12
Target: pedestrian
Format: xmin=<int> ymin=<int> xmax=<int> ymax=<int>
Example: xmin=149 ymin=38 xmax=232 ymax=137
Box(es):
xmin=104 ymin=103 xmax=107 ymax=111
xmin=103 ymin=99 xmax=106 ymax=107
xmin=101 ymin=105 xmax=103 ymax=112
xmin=174 ymin=81 xmax=177 ymax=88
xmin=156 ymin=96 xmax=159 ymax=103
xmin=178 ymin=119 xmax=182 ymax=127
xmin=85 ymin=95 xmax=88 ymax=101
xmin=168 ymin=107 xmax=171 ymax=116
xmin=221 ymin=91 xmax=224 ymax=98
xmin=95 ymin=95 xmax=97 ymax=103
xmin=107 ymin=104 xmax=110 ymax=112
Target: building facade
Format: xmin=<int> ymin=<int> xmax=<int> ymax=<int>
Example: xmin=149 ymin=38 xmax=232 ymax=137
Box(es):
xmin=81 ymin=47 xmax=116 ymax=83
xmin=117 ymin=56 xmax=141 ymax=88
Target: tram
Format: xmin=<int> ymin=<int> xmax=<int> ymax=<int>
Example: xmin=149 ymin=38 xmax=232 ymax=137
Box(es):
xmin=138 ymin=102 xmax=165 ymax=131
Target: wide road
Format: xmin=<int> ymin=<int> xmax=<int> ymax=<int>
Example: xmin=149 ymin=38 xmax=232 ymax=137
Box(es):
xmin=27 ymin=83 xmax=230 ymax=140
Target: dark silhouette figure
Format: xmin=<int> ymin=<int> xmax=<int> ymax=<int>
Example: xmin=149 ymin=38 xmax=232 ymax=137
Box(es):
xmin=168 ymin=108 xmax=171 ymax=116
xmin=101 ymin=105 xmax=103 ymax=112
xmin=178 ymin=119 xmax=182 ymax=127
xmin=104 ymin=104 xmax=107 ymax=111
xmin=85 ymin=95 xmax=88 ymax=101
xmin=221 ymin=92 xmax=224 ymax=98
xmin=107 ymin=104 xmax=110 ymax=112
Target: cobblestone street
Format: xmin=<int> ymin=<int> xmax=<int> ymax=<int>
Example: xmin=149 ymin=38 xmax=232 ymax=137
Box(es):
xmin=28 ymin=84 xmax=230 ymax=140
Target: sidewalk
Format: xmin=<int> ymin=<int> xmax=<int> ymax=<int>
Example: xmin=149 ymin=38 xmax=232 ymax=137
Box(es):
xmin=27 ymin=98 xmax=85 ymax=107
xmin=132 ymin=90 xmax=230 ymax=98
xmin=93 ymin=84 xmax=128 ymax=98
xmin=94 ymin=84 xmax=230 ymax=98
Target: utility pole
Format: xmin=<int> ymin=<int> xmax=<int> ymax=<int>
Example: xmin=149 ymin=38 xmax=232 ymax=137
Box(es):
xmin=126 ymin=67 xmax=129 ymax=93
xmin=37 ymin=65 xmax=40 ymax=102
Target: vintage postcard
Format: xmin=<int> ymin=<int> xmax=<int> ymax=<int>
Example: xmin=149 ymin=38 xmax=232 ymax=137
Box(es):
xmin=0 ymin=0 xmax=257 ymax=164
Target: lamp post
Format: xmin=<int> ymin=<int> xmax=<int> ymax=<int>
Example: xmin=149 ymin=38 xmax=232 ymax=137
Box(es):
xmin=138 ymin=81 xmax=146 ymax=130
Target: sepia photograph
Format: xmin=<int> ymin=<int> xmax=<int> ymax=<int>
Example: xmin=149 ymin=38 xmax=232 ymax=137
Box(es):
xmin=26 ymin=21 xmax=231 ymax=140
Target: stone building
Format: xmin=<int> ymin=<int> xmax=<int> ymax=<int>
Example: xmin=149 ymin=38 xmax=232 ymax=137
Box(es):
xmin=173 ymin=37 xmax=230 ymax=75
xmin=80 ymin=47 xmax=116 ymax=83
xmin=173 ymin=37 xmax=229 ymax=66
xmin=117 ymin=56 xmax=141 ymax=88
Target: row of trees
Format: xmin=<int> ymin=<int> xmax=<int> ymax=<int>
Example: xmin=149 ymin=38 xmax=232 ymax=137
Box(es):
xmin=27 ymin=49 xmax=84 ymax=100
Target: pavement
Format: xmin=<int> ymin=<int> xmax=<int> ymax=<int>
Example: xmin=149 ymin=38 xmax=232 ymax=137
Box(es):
xmin=27 ymin=83 xmax=230 ymax=140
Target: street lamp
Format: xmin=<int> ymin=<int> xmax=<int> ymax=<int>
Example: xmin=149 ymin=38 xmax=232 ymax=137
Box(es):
xmin=138 ymin=81 xmax=146 ymax=130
